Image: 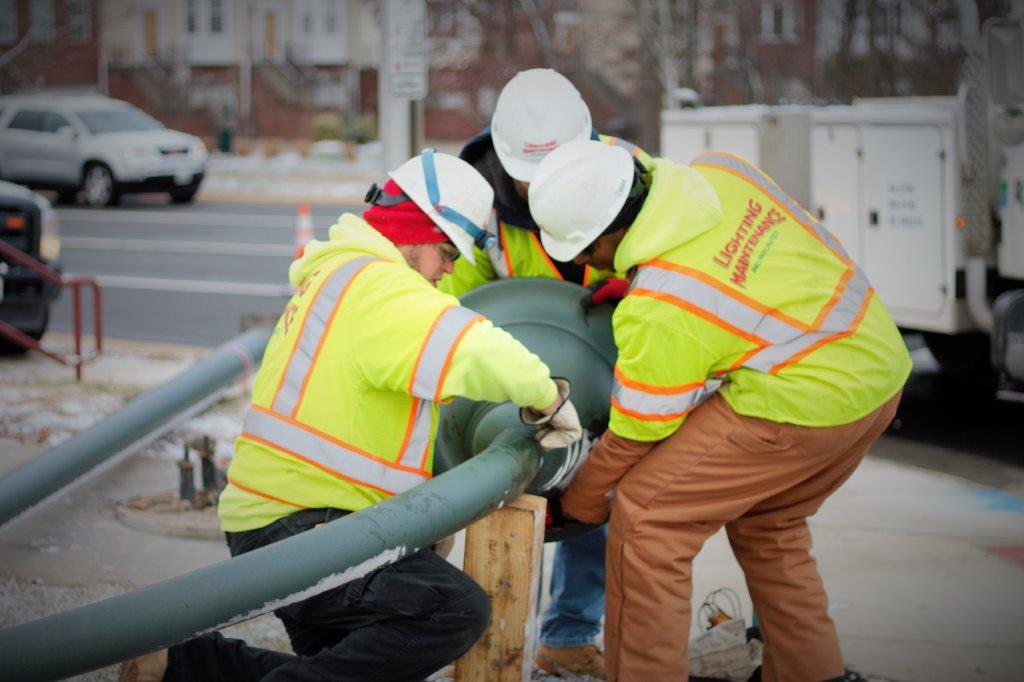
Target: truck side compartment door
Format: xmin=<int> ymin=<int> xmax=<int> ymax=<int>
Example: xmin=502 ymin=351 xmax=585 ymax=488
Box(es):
xmin=810 ymin=124 xmax=863 ymax=267
xmin=861 ymin=124 xmax=947 ymax=317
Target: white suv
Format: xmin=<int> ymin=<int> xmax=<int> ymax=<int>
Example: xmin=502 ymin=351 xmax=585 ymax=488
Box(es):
xmin=0 ymin=95 xmax=207 ymax=206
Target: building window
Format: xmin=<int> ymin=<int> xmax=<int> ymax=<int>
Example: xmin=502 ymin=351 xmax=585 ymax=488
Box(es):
xmin=0 ymin=0 xmax=17 ymax=44
xmin=66 ymin=0 xmax=92 ymax=44
xmin=303 ymin=11 xmax=313 ymax=33
xmin=883 ymin=0 xmax=903 ymax=39
xmin=29 ymin=0 xmax=55 ymax=43
xmin=759 ymin=1 xmax=801 ymax=44
xmin=324 ymin=0 xmax=338 ymax=33
xmin=210 ymin=0 xmax=223 ymax=34
xmin=186 ymin=0 xmax=197 ymax=33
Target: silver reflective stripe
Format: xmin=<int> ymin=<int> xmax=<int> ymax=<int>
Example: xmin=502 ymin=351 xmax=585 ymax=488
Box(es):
xmin=632 ymin=266 xmax=803 ymax=344
xmin=622 ymin=225 xmax=872 ymax=411
xmin=243 ymin=408 xmax=429 ymax=494
xmin=410 ymin=305 xmax=481 ymax=401
xmin=693 ymin=151 xmax=851 ymax=261
xmin=399 ymin=399 xmax=433 ymax=470
xmin=272 ymin=256 xmax=377 ymax=416
xmin=612 ymin=376 xmax=724 ymax=418
xmin=742 ymin=267 xmax=872 ymax=373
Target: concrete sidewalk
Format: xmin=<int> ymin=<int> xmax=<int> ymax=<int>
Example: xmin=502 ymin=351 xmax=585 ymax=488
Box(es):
xmin=1 ymin=338 xmax=1022 ymax=681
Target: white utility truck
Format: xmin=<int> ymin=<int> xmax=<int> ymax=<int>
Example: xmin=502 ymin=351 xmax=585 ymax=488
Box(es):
xmin=661 ymin=13 xmax=1024 ymax=397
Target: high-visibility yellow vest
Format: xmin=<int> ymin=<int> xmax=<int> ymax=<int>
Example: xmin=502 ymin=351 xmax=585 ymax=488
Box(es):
xmin=219 ymin=216 xmax=557 ymax=531
xmin=608 ymin=152 xmax=911 ymax=441
xmin=439 ymin=135 xmax=650 ymax=297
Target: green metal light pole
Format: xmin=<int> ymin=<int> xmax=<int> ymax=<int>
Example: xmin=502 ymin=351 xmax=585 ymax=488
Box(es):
xmin=0 ymin=326 xmax=272 ymax=528
xmin=0 ymin=429 xmax=542 ymax=681
xmin=0 ymin=279 xmax=618 ymax=680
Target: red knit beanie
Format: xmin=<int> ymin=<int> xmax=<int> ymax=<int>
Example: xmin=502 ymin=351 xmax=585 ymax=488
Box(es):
xmin=363 ymin=179 xmax=448 ymax=245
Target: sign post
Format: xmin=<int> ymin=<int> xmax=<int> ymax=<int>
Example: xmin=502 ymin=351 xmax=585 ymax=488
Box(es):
xmin=379 ymin=0 xmax=428 ymax=175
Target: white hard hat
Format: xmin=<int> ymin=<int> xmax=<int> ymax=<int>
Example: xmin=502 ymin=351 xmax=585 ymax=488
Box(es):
xmin=529 ymin=139 xmax=635 ymax=262
xmin=491 ymin=69 xmax=592 ymax=182
xmin=389 ymin=149 xmax=495 ymax=265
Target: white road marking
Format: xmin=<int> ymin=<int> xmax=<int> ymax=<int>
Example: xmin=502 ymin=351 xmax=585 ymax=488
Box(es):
xmin=69 ymin=273 xmax=293 ymax=297
xmin=57 ymin=208 xmax=339 ymax=229
xmin=62 ymin=236 xmax=294 ymax=257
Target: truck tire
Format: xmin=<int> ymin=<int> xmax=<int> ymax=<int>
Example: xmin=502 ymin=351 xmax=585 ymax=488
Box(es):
xmin=82 ymin=163 xmax=120 ymax=207
xmin=922 ymin=331 xmax=994 ymax=383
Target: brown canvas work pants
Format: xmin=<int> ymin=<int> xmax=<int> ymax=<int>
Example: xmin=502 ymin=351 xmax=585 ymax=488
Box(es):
xmin=605 ymin=391 xmax=902 ymax=682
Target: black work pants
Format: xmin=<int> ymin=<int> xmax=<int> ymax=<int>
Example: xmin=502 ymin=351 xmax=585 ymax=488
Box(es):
xmin=165 ymin=508 xmax=491 ymax=681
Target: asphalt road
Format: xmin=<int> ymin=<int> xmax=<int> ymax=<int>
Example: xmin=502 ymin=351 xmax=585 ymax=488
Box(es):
xmin=51 ymin=200 xmax=358 ymax=346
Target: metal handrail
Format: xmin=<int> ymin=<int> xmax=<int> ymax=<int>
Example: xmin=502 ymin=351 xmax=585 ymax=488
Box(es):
xmin=0 ymin=240 xmax=102 ymax=379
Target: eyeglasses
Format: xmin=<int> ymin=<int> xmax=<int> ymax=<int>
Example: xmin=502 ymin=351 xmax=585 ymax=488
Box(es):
xmin=437 ymin=242 xmax=461 ymax=263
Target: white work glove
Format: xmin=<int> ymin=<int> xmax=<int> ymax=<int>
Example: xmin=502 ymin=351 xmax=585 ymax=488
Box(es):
xmin=520 ymin=378 xmax=583 ymax=451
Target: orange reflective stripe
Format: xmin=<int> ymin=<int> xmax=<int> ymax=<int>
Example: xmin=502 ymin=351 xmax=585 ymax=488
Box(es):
xmin=528 ymin=231 xmax=563 ymax=280
xmin=241 ymin=431 xmax=396 ymax=497
xmin=270 ymin=267 xmax=335 ymax=410
xmin=409 ymin=306 xmax=482 ymax=401
xmin=810 ymin=264 xmax=854 ymax=332
xmin=291 ymin=260 xmax=379 ymax=417
xmin=271 ymin=256 xmax=379 ymax=416
xmin=612 ymin=369 xmax=720 ymax=420
xmin=499 ymin=222 xmax=514 ymax=277
xmin=614 ymin=364 xmax=705 ymax=395
xmin=611 ymin=395 xmax=692 ymax=422
xmin=433 ymin=313 xmax=483 ymax=402
xmin=226 ymin=476 xmax=308 ymax=510
xmin=728 ymin=346 xmax=764 ymax=371
xmin=693 ymin=151 xmax=852 ymax=266
xmin=248 ymin=405 xmax=427 ymax=477
xmin=408 ymin=311 xmax=447 ymax=395
xmin=648 ymin=258 xmax=813 ymax=333
xmin=631 ymin=287 xmax=770 ymax=346
xmin=769 ymin=288 xmax=875 ymax=375
xmin=396 ymin=398 xmax=432 ymax=473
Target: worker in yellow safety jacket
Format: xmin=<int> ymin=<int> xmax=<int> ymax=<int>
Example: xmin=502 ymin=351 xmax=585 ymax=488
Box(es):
xmin=528 ymin=140 xmax=911 ymax=682
xmin=439 ymin=68 xmax=651 ymax=305
xmin=119 ymin=150 xmax=582 ymax=682
xmin=439 ymin=68 xmax=650 ymax=679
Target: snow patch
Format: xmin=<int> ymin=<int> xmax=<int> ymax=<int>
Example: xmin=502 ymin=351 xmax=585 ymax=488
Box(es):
xmin=207 ymin=546 xmax=410 ymax=634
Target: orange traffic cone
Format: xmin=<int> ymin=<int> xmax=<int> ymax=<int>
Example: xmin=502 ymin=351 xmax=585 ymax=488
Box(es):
xmin=294 ymin=204 xmax=314 ymax=259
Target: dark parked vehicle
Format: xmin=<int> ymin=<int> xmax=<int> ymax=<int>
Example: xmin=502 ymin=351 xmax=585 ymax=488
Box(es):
xmin=0 ymin=180 xmax=61 ymax=351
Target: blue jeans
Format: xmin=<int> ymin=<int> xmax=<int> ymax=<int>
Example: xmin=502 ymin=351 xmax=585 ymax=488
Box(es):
xmin=540 ymin=524 xmax=607 ymax=647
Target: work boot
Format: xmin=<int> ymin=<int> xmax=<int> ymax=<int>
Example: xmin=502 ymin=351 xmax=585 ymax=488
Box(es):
xmin=534 ymin=644 xmax=606 ymax=679
xmin=118 ymin=648 xmax=168 ymax=682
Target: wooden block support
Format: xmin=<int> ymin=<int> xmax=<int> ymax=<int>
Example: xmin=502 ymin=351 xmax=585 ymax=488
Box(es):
xmin=455 ymin=493 xmax=547 ymax=682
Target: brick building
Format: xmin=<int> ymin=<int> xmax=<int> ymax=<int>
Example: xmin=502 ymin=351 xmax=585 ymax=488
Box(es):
xmin=0 ymin=1 xmax=991 ymax=146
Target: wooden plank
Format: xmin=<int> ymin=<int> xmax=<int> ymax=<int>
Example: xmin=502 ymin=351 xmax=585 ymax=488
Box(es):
xmin=455 ymin=493 xmax=547 ymax=682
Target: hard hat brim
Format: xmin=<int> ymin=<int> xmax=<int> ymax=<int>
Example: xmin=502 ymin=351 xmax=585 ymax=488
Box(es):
xmin=493 ymin=143 xmax=541 ymax=182
xmin=388 ymin=168 xmax=479 ymax=266
xmin=540 ymin=221 xmax=615 ymax=262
